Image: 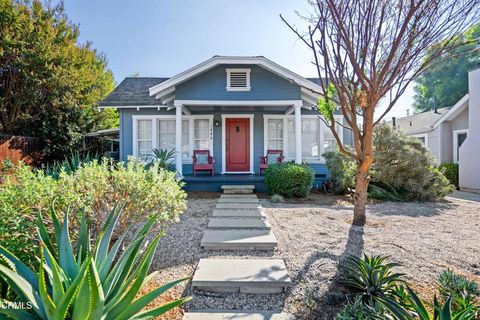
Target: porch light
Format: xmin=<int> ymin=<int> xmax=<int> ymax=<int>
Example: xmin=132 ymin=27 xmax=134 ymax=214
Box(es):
xmin=215 ymin=120 xmax=220 ymax=127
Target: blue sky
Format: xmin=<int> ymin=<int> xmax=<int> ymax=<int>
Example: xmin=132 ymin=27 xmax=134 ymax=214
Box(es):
xmin=59 ymin=0 xmax=412 ymax=119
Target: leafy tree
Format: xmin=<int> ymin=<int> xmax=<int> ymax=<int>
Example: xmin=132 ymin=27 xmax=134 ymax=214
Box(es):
xmin=0 ymin=0 xmax=116 ymax=160
xmin=414 ymin=24 xmax=480 ymax=112
xmin=283 ymin=0 xmax=479 ymax=225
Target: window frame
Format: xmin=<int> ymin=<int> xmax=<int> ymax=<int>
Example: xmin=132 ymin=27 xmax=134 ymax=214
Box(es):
xmin=226 ymin=68 xmax=251 ymax=91
xmin=410 ymin=133 xmax=429 ymax=148
xmin=453 ymin=129 xmax=468 ymax=164
xmin=263 ymin=114 xmax=344 ymax=163
xmin=132 ymin=115 xmax=213 ymax=163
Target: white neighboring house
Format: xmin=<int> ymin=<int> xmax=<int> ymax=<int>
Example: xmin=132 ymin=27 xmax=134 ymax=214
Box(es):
xmin=391 ymin=68 xmax=479 ymax=193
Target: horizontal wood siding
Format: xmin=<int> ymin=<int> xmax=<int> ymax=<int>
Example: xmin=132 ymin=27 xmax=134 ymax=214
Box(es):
xmin=175 ymin=65 xmax=301 ymax=101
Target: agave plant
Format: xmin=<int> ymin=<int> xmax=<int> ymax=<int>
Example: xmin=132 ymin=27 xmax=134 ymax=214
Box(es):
xmin=342 ymin=254 xmax=406 ymax=304
xmin=380 ymin=286 xmax=479 ymax=320
xmin=150 ymin=148 xmax=176 ymax=169
xmin=46 ymin=151 xmax=100 ymax=179
xmin=0 ymin=203 xmax=190 ymax=319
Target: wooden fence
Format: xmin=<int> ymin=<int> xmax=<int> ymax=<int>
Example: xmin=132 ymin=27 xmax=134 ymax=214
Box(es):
xmin=0 ymin=134 xmax=43 ymax=165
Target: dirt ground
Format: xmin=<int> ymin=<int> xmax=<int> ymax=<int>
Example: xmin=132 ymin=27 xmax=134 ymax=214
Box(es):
xmin=146 ymin=192 xmax=480 ymax=319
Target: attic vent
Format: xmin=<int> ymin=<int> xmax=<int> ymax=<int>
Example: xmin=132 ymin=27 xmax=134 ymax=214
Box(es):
xmin=226 ymin=68 xmax=251 ymax=91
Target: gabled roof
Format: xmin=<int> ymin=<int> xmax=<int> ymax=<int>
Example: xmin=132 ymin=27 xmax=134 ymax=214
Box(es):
xmin=431 ymin=94 xmax=469 ymax=129
xmin=148 ymin=56 xmax=324 ymax=101
xmin=393 ymin=107 xmax=450 ymax=135
xmin=99 ymin=77 xmax=169 ymax=107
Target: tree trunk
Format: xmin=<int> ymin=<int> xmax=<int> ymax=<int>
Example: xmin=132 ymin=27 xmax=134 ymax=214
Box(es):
xmin=352 ymin=157 xmax=372 ymax=226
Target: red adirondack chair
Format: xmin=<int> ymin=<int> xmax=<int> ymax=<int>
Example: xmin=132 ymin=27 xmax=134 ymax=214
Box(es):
xmin=259 ymin=149 xmax=284 ymax=175
xmin=192 ymin=150 xmax=214 ymax=176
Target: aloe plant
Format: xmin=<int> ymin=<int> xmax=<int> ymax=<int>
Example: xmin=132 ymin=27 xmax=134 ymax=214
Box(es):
xmin=0 ymin=203 xmax=190 ymax=319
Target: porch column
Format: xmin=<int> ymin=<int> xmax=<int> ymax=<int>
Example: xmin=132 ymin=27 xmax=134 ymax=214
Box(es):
xmin=175 ymin=103 xmax=183 ymax=176
xmin=294 ymin=103 xmax=302 ymax=164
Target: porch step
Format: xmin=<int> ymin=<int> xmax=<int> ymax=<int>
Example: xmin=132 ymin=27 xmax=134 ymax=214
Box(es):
xmin=212 ymin=209 xmax=265 ymax=218
xmin=216 ymin=203 xmax=262 ymax=210
xmin=221 ymin=185 xmax=255 ymax=194
xmin=192 ymin=258 xmax=291 ymax=293
xmin=218 ymin=197 xmax=260 ymax=204
xmin=201 ymin=230 xmax=277 ymax=250
xmin=208 ymin=218 xmax=271 ymax=230
xmin=220 ymin=194 xmax=258 ymax=199
xmin=183 ymin=310 xmax=294 ymax=319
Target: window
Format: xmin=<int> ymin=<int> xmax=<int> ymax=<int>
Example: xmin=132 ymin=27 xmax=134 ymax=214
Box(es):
xmin=301 ymin=118 xmax=320 ymax=158
xmin=137 ymin=120 xmax=152 ymax=157
xmin=226 ymin=68 xmax=251 ymax=91
xmin=267 ymin=119 xmax=283 ymax=150
xmin=323 ymin=124 xmax=338 ymax=153
xmin=453 ymin=130 xmax=468 ymax=163
xmin=264 ymin=115 xmax=343 ymax=162
xmin=134 ymin=116 xmax=212 ymax=162
xmin=157 ymin=119 xmax=175 ymax=151
xmin=194 ymin=119 xmax=210 ymax=150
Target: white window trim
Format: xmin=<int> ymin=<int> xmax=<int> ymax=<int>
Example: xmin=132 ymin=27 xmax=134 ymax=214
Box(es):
xmin=132 ymin=115 xmax=213 ymax=163
xmin=221 ymin=114 xmax=255 ymax=174
xmin=263 ymin=114 xmax=343 ymax=164
xmin=410 ymin=133 xmax=429 ymax=148
xmin=453 ymin=129 xmax=468 ymax=164
xmin=226 ymin=68 xmax=251 ymax=91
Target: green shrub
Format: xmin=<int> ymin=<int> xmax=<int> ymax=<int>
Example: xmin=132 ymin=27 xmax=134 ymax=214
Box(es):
xmin=439 ymin=162 xmax=459 ymax=188
xmin=264 ymin=162 xmax=315 ymax=198
xmin=0 ymin=203 xmax=190 ymax=319
xmin=335 ymin=295 xmax=386 ymax=320
xmin=45 ymin=151 xmax=100 ymax=179
xmin=323 ymin=151 xmax=356 ymax=194
xmin=439 ymin=269 xmax=480 ymax=310
xmin=0 ymin=158 xmax=187 ymax=269
xmin=324 ymin=124 xmax=454 ymax=201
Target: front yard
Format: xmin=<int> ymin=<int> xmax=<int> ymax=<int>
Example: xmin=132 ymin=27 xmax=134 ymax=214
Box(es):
xmin=148 ymin=192 xmax=480 ymax=319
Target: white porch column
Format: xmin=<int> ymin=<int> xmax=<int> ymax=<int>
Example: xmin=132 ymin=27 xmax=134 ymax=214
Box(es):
xmin=175 ymin=103 xmax=183 ymax=176
xmin=294 ymin=103 xmax=302 ymax=164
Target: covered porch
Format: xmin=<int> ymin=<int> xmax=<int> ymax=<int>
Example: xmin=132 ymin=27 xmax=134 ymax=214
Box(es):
xmin=183 ymin=174 xmax=267 ymax=192
xmin=171 ymin=99 xmax=310 ymax=177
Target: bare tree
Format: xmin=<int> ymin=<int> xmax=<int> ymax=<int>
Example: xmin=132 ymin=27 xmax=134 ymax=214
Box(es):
xmin=282 ymin=0 xmax=480 ymax=226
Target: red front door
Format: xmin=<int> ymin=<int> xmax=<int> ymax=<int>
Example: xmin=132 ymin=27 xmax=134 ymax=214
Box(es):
xmin=226 ymin=118 xmax=250 ymax=172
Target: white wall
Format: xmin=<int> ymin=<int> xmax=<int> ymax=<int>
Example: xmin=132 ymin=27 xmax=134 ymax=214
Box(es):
xmin=459 ymin=69 xmax=480 ymax=193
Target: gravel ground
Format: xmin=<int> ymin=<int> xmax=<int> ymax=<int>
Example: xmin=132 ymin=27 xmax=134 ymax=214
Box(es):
xmin=146 ymin=193 xmax=480 ymax=319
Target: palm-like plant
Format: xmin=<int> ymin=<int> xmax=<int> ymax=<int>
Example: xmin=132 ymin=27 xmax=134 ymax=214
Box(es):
xmin=0 ymin=203 xmax=190 ymax=319
xmin=151 ymin=148 xmax=176 ymax=169
xmin=342 ymin=254 xmax=406 ymax=302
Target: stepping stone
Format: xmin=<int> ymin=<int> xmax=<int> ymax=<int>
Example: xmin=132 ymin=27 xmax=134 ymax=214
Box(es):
xmin=208 ymin=218 xmax=270 ymax=230
xmin=183 ymin=310 xmax=294 ymax=319
xmin=216 ymin=203 xmax=261 ymax=210
xmin=192 ymin=258 xmax=291 ymax=293
xmin=212 ymin=209 xmax=265 ymax=218
xmin=201 ymin=230 xmax=277 ymax=250
xmin=217 ymin=197 xmax=260 ymax=204
xmin=221 ymin=185 xmax=255 ymax=194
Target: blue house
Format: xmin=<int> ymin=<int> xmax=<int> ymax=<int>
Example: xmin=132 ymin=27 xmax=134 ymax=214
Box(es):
xmin=99 ymin=56 xmax=351 ymax=191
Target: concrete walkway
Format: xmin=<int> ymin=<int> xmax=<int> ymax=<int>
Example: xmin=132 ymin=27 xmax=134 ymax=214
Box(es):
xmin=184 ymin=186 xmax=292 ymax=319
xmin=447 ymin=190 xmax=480 ymax=203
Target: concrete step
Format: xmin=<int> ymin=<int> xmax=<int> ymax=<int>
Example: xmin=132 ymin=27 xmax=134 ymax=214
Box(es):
xmin=217 ymin=197 xmax=260 ymax=204
xmin=221 ymin=185 xmax=255 ymax=194
xmin=208 ymin=218 xmax=271 ymax=230
xmin=201 ymin=230 xmax=277 ymax=250
xmin=216 ymin=203 xmax=262 ymax=210
xmin=183 ymin=310 xmax=294 ymax=320
xmin=212 ymin=209 xmax=265 ymax=218
xmin=192 ymin=258 xmax=291 ymax=293
xmin=220 ymin=194 xmax=258 ymax=199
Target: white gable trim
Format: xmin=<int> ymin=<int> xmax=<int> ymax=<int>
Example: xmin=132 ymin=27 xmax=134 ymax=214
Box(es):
xmin=149 ymin=56 xmax=323 ymax=98
xmin=431 ymin=94 xmax=469 ymax=129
